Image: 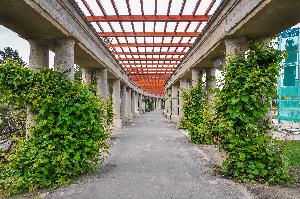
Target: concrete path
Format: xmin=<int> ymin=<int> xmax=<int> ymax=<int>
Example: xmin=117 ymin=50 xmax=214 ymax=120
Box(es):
xmin=46 ymin=111 xmax=252 ymax=199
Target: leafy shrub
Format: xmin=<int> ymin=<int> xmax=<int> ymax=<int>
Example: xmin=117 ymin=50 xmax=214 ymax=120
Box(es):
xmin=213 ymin=41 xmax=289 ymax=184
xmin=0 ymin=60 xmax=110 ymax=196
xmin=181 ymin=80 xmax=214 ymax=144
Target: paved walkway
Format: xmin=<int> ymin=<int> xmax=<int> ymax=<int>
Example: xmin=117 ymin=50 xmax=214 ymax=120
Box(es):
xmin=46 ymin=111 xmax=252 ymax=199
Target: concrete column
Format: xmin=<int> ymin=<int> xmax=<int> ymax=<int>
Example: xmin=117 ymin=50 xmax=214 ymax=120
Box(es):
xmin=95 ymin=68 xmax=108 ymax=99
xmin=205 ymin=68 xmax=216 ymax=108
xmin=157 ymin=98 xmax=162 ymax=110
xmin=127 ymin=88 xmax=133 ymax=121
xmin=134 ymin=92 xmax=139 ymax=115
xmin=54 ymin=38 xmax=75 ymax=80
xmin=179 ymin=78 xmax=188 ymax=120
xmin=171 ymin=84 xmax=179 ymax=123
xmin=131 ymin=90 xmax=137 ymax=117
xmin=138 ymin=94 xmax=143 ymax=114
xmin=28 ymin=39 xmax=49 ymax=71
xmin=166 ymin=88 xmax=172 ymax=119
xmin=224 ymin=37 xmax=248 ymax=57
xmin=112 ymin=79 xmax=122 ymax=129
xmin=120 ymin=84 xmax=128 ymax=123
xmin=191 ymin=68 xmax=204 ymax=86
xmin=27 ymin=39 xmax=50 ymax=136
xmin=82 ymin=68 xmax=93 ymax=85
xmin=142 ymin=95 xmax=146 ymax=112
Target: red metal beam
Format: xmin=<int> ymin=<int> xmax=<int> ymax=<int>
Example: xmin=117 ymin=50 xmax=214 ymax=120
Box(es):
xmin=124 ymin=66 xmax=176 ymax=69
xmin=107 ymin=43 xmax=192 ymax=47
xmin=87 ymin=15 xmax=210 ymax=22
xmin=114 ymin=52 xmax=185 ymax=55
xmin=118 ymin=58 xmax=182 ymax=61
xmin=121 ymin=63 xmax=178 ymax=66
xmin=100 ymin=32 xmax=199 ymax=37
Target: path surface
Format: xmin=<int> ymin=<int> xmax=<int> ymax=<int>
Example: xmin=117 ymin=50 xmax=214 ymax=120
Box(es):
xmin=46 ymin=111 xmax=252 ymax=199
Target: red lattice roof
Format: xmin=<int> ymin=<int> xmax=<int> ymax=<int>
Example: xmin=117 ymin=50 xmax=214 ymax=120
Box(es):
xmin=76 ymin=0 xmax=221 ymax=96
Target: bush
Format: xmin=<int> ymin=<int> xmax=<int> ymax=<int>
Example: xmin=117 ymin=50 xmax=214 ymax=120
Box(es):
xmin=213 ymin=41 xmax=289 ymax=184
xmin=181 ymin=81 xmax=214 ymax=144
xmin=0 ymin=61 xmax=110 ymax=196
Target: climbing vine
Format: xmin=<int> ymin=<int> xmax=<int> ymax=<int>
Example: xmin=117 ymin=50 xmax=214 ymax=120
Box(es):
xmin=0 ymin=60 xmax=111 ymax=196
xmin=213 ymin=40 xmax=289 ymax=184
xmin=181 ymin=80 xmax=214 ymax=144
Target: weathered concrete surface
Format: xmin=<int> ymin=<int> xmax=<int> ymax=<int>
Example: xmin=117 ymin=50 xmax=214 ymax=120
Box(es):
xmin=45 ymin=111 xmax=252 ymax=199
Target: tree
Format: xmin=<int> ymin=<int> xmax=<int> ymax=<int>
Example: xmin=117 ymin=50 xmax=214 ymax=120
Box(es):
xmin=0 ymin=47 xmax=26 ymax=66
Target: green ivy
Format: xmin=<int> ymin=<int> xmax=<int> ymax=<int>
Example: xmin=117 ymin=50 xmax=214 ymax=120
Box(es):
xmin=0 ymin=61 xmax=110 ymax=196
xmin=181 ymin=80 xmax=214 ymax=144
xmin=213 ymin=40 xmax=289 ymax=184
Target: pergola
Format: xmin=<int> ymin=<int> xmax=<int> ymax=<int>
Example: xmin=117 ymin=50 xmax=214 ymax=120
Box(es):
xmin=77 ymin=0 xmax=220 ymax=96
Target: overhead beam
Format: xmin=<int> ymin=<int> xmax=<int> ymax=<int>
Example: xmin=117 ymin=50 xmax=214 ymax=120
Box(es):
xmin=113 ymin=52 xmax=185 ymax=55
xmin=107 ymin=43 xmax=192 ymax=47
xmin=124 ymin=66 xmax=176 ymax=69
xmin=122 ymin=63 xmax=178 ymax=66
xmin=100 ymin=32 xmax=199 ymax=37
xmin=118 ymin=58 xmax=182 ymax=61
xmin=87 ymin=15 xmax=211 ymax=22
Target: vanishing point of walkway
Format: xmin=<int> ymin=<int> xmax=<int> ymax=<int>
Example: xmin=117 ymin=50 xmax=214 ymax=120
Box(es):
xmin=46 ymin=111 xmax=251 ymax=199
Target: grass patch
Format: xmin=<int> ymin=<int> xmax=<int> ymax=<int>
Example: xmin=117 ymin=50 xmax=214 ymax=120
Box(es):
xmin=287 ymin=141 xmax=300 ymax=168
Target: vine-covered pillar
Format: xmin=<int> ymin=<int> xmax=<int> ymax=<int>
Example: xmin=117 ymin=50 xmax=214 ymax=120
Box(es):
xmin=127 ymin=88 xmax=133 ymax=121
xmin=120 ymin=83 xmax=128 ymax=124
xmin=112 ymin=79 xmax=122 ymax=129
xmin=191 ymin=68 xmax=203 ymax=86
xmin=179 ymin=78 xmax=188 ymax=120
xmin=95 ymin=68 xmax=108 ymax=99
xmin=138 ymin=94 xmax=143 ymax=114
xmin=27 ymin=39 xmax=50 ymax=136
xmin=82 ymin=68 xmax=93 ymax=85
xmin=54 ymin=38 xmax=75 ymax=80
xmin=205 ymin=68 xmax=216 ymax=108
xmin=171 ymin=83 xmax=179 ymax=123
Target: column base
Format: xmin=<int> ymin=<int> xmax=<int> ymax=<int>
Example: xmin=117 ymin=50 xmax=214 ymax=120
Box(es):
xmin=171 ymin=115 xmax=179 ymax=123
xmin=128 ymin=113 xmax=134 ymax=121
xmin=112 ymin=119 xmax=123 ymax=129
xmin=166 ymin=113 xmax=172 ymax=120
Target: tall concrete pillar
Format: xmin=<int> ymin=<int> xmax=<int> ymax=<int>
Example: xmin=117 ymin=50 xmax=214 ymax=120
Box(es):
xmin=134 ymin=92 xmax=139 ymax=115
xmin=82 ymin=68 xmax=93 ymax=85
xmin=224 ymin=37 xmax=248 ymax=57
xmin=95 ymin=68 xmax=108 ymax=99
xmin=205 ymin=68 xmax=216 ymax=108
xmin=171 ymin=84 xmax=179 ymax=123
xmin=131 ymin=90 xmax=137 ymax=117
xmin=191 ymin=68 xmax=204 ymax=86
xmin=120 ymin=84 xmax=128 ymax=123
xmin=54 ymin=38 xmax=75 ymax=80
xmin=165 ymin=89 xmax=171 ymax=119
xmin=112 ymin=79 xmax=122 ymax=129
xmin=127 ymin=88 xmax=133 ymax=121
xmin=157 ymin=98 xmax=162 ymax=110
xmin=28 ymin=39 xmax=49 ymax=71
xmin=138 ymin=94 xmax=143 ymax=114
xmin=179 ymin=78 xmax=188 ymax=119
xmin=27 ymin=39 xmax=50 ymax=136
xmin=142 ymin=95 xmax=146 ymax=112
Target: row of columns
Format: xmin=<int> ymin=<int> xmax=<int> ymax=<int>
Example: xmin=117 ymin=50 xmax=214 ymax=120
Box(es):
xmin=27 ymin=37 xmax=163 ymax=132
xmin=164 ymin=37 xmax=252 ymax=125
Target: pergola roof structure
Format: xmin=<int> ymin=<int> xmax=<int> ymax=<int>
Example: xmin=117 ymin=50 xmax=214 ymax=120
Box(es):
xmin=76 ymin=0 xmax=222 ymax=96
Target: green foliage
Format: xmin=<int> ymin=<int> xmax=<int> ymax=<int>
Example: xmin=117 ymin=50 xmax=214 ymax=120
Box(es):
xmin=104 ymin=99 xmax=114 ymax=126
xmin=0 ymin=60 xmax=110 ymax=196
xmin=0 ymin=47 xmax=26 ymax=66
xmin=286 ymin=141 xmax=300 ymax=168
xmin=213 ymin=40 xmax=289 ymax=184
xmin=144 ymin=97 xmax=154 ymax=112
xmin=181 ymin=81 xmax=214 ymax=144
